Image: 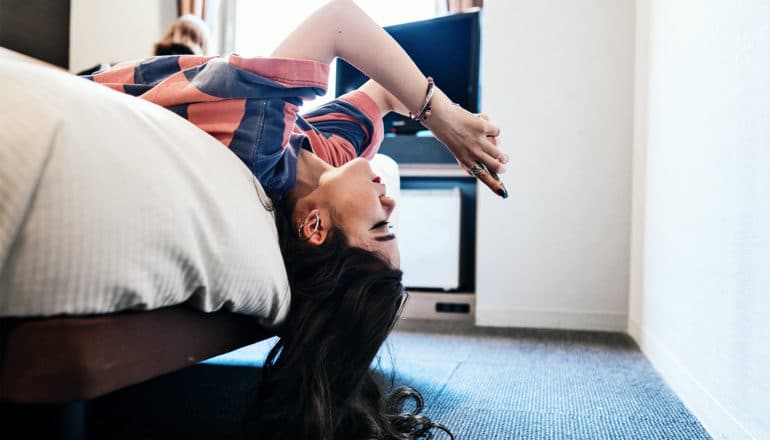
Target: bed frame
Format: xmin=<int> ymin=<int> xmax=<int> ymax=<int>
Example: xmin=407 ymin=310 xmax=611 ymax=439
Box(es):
xmin=0 ymin=305 xmax=272 ymax=439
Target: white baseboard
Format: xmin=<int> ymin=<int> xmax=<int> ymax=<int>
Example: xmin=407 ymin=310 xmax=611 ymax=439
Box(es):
xmin=474 ymin=307 xmax=627 ymax=332
xmin=627 ymin=319 xmax=753 ymax=440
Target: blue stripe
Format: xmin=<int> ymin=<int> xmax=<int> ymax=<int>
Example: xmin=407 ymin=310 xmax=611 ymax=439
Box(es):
xmin=183 ymin=61 xmax=324 ymax=103
xmin=134 ymin=56 xmax=182 ymax=86
xmin=166 ymin=104 xmax=189 ymax=119
xmin=294 ymin=116 xmax=314 ymax=132
xmin=123 ymin=84 xmax=152 ymax=97
xmin=228 ymin=98 xmax=296 ymax=200
xmin=290 ymin=133 xmax=312 ymax=152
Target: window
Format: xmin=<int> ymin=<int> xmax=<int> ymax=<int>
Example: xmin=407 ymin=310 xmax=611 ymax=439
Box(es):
xmin=232 ymin=0 xmax=439 ymax=109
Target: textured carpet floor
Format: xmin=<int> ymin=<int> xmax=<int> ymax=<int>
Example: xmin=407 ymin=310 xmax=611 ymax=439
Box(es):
xmin=377 ymin=322 xmax=711 ymax=439
xmin=91 ymin=321 xmax=711 ymax=439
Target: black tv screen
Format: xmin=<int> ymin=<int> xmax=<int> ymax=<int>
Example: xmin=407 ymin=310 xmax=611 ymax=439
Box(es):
xmin=335 ymin=11 xmax=481 ymax=135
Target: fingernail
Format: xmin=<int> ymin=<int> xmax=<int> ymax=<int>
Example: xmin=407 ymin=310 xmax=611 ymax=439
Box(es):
xmin=497 ymin=182 xmax=509 ymax=199
xmin=498 ymin=165 xmax=507 ymax=174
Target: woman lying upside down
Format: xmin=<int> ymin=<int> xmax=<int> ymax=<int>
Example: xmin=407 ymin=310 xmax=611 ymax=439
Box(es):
xmin=85 ymin=1 xmax=507 ymax=438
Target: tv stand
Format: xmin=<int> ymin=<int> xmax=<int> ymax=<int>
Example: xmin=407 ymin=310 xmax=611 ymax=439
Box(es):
xmin=384 ymin=136 xmax=477 ymax=322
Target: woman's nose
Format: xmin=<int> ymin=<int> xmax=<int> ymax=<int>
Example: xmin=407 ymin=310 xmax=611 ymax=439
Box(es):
xmin=381 ymin=195 xmax=396 ymax=216
xmin=352 ymin=157 xmax=373 ymax=173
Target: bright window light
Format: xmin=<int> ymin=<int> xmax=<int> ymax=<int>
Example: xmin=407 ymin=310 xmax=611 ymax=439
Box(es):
xmin=233 ymin=1 xmax=438 ymax=110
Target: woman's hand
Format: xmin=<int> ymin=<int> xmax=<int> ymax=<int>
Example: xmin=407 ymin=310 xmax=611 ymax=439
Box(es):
xmin=422 ymin=89 xmax=509 ymax=198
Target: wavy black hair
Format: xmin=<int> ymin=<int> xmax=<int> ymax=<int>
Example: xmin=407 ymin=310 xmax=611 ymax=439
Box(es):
xmin=243 ymin=198 xmax=453 ymax=440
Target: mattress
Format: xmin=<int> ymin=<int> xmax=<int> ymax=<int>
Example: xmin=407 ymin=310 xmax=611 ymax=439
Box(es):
xmin=0 ymin=58 xmax=291 ymax=324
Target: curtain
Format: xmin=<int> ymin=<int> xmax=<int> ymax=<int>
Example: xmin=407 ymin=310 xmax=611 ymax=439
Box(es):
xmin=447 ymin=0 xmax=483 ymax=12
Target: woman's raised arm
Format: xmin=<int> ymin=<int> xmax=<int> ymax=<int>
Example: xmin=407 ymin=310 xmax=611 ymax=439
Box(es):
xmin=270 ymin=0 xmax=508 ymax=197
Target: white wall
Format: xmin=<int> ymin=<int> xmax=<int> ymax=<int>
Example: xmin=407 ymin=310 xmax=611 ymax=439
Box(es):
xmin=69 ymin=0 xmax=176 ymax=73
xmin=476 ymin=0 xmax=635 ymax=331
xmin=629 ymin=1 xmax=770 ymax=438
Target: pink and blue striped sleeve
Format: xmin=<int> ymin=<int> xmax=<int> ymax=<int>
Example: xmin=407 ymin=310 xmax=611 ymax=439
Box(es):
xmin=83 ymin=54 xmax=329 ymax=200
xmin=295 ymin=91 xmax=385 ymax=167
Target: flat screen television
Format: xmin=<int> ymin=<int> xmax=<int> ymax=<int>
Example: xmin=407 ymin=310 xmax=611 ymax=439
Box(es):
xmin=335 ymin=10 xmax=481 ymax=135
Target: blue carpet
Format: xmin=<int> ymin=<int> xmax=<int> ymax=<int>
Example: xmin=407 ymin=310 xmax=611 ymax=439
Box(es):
xmin=209 ymin=324 xmax=711 ymax=439
xmin=90 ymin=324 xmax=710 ymax=439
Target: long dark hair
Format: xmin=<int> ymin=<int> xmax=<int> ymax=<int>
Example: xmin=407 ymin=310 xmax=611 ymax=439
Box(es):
xmin=244 ymin=199 xmax=453 ymax=439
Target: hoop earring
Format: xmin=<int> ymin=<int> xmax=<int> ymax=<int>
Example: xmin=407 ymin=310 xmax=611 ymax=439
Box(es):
xmin=298 ymin=211 xmax=321 ymax=240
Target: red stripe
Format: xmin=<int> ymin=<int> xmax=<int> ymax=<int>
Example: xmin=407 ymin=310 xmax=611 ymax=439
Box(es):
xmin=340 ymin=91 xmax=384 ymax=159
xmin=92 ymin=65 xmax=136 ymax=85
xmin=139 ymin=71 xmax=218 ymax=108
xmin=282 ymin=102 xmax=299 ymax=148
xmin=186 ymin=99 xmax=246 ymax=148
xmin=229 ymin=54 xmax=329 ymax=92
xmin=300 ymin=129 xmax=357 ymax=167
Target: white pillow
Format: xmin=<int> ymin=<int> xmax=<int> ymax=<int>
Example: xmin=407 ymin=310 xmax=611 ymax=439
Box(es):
xmin=0 ymin=59 xmax=290 ymax=326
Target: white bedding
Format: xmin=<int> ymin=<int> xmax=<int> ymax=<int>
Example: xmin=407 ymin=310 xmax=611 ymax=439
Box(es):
xmin=0 ymin=59 xmax=292 ymax=324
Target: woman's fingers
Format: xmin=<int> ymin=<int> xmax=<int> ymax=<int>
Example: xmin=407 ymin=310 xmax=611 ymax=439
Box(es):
xmin=468 ymin=120 xmax=508 ymax=198
xmin=464 ymin=133 xmax=506 ymax=174
xmin=466 ymin=160 xmax=508 ymax=199
xmin=431 ymin=108 xmax=509 ymax=198
xmin=484 ymin=121 xmax=501 ymax=138
xmin=477 ymin=114 xmax=501 ymax=136
xmin=479 ymin=140 xmax=506 ymax=172
xmin=476 ymin=115 xmax=507 ymax=163
xmin=476 ymin=143 xmax=506 ymax=174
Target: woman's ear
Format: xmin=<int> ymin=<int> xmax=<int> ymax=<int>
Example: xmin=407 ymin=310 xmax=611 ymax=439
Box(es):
xmin=298 ymin=209 xmax=328 ymax=246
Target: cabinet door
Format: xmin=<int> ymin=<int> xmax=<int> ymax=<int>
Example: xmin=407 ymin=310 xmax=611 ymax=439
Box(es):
xmin=399 ymin=188 xmax=462 ymax=290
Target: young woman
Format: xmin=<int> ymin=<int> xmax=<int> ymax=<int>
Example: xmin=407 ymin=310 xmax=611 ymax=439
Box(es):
xmin=86 ymin=1 xmax=507 ymax=438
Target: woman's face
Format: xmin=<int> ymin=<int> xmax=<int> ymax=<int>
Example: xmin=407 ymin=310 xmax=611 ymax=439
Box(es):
xmin=316 ymin=158 xmax=399 ymax=268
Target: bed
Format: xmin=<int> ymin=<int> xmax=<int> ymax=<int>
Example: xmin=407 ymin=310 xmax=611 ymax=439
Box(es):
xmin=0 ymin=50 xmax=400 ymax=438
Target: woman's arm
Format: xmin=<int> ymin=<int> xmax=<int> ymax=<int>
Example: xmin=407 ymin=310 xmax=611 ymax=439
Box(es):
xmin=356 ymin=80 xmax=409 ymax=116
xmin=272 ymin=0 xmax=430 ymax=116
xmin=271 ymin=0 xmax=508 ymax=197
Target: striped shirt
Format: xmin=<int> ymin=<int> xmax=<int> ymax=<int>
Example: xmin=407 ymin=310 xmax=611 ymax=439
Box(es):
xmin=83 ymin=54 xmax=384 ymax=199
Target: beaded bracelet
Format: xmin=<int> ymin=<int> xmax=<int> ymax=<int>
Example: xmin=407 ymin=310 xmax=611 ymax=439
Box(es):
xmin=409 ymin=76 xmax=435 ymax=122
